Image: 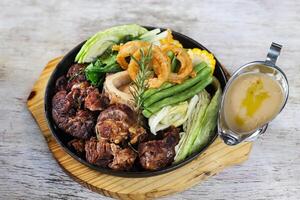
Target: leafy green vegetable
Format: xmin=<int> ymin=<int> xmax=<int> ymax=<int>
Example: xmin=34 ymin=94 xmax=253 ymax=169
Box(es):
xmin=85 ymin=52 xmax=122 ymax=87
xmin=174 ymin=78 xmax=222 ymax=163
xmin=76 ymin=24 xmax=148 ymax=63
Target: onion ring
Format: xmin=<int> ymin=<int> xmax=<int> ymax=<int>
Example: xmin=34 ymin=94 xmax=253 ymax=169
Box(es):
xmin=116 ymin=41 xmax=150 ymax=69
xmin=128 ymin=45 xmax=170 ymax=88
xmin=161 ymin=44 xmax=193 ymax=83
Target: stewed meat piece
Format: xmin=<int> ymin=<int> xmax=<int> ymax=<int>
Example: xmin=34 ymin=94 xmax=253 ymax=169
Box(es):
xmin=138 ymin=126 xmax=180 ymax=170
xmin=85 ymin=137 xmax=114 ymax=167
xmin=66 ymin=63 xmax=87 ymax=90
xmin=84 ymin=87 xmax=109 ymax=111
xmin=52 ymin=90 xmax=96 ymax=139
xmin=85 ymin=137 xmax=137 ymax=170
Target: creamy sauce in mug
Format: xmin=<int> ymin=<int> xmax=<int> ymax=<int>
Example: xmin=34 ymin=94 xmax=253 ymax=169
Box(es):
xmin=224 ymin=72 xmax=284 ymax=133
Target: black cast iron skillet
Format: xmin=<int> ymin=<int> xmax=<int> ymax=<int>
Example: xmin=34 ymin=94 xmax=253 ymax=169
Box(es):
xmin=44 ymin=26 xmax=228 ymax=177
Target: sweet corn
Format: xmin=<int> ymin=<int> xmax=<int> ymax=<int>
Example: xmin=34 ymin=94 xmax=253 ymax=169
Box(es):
xmin=188 ymin=48 xmax=216 ymax=74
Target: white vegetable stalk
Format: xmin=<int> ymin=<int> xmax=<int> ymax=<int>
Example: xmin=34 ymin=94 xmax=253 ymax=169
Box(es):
xmin=148 ymin=95 xmax=199 ymax=135
xmin=139 ymin=29 xmax=169 ymax=46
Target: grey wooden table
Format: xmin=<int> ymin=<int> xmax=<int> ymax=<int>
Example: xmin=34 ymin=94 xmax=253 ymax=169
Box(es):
xmin=1 ymin=0 xmax=300 ymax=199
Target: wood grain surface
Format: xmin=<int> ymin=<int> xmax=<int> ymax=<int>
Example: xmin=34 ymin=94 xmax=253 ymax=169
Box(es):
xmin=26 ymin=57 xmax=252 ymax=199
xmin=1 ymin=0 xmax=300 ymax=199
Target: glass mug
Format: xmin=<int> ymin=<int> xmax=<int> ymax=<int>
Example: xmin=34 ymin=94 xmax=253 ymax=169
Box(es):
xmin=218 ymin=43 xmax=289 ymax=145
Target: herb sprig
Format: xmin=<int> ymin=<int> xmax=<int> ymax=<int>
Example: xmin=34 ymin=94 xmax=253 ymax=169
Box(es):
xmin=130 ymin=45 xmax=153 ymax=118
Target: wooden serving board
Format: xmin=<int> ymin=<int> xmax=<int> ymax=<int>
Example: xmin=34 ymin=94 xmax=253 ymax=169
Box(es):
xmin=27 ymin=57 xmax=252 ymax=200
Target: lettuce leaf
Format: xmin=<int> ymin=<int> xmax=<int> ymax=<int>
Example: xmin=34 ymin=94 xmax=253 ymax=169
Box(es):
xmin=76 ymin=24 xmax=148 ymax=63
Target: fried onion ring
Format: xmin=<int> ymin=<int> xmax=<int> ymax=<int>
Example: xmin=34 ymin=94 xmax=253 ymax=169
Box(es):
xmin=161 ymin=44 xmax=193 ymax=83
xmin=116 ymin=41 xmax=150 ymax=69
xmin=127 ymin=45 xmax=170 ymax=88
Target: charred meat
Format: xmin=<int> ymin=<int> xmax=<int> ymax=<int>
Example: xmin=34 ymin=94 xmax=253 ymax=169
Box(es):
xmin=109 ymin=145 xmax=137 ymax=171
xmin=66 ymin=63 xmax=87 ymax=90
xmin=97 ymin=104 xmax=135 ymax=123
xmin=96 ymin=119 xmax=130 ymax=144
xmin=85 ymin=137 xmax=136 ymax=170
xmin=128 ymin=125 xmax=148 ymax=144
xmin=84 ymin=87 xmax=109 ymax=111
xmin=66 ymin=82 xmax=90 ymax=109
xmin=64 ymin=110 xmax=95 ymax=139
xmin=68 ymin=139 xmax=85 ymax=156
xmin=138 ymin=127 xmax=180 ymax=170
xmin=52 ymin=90 xmax=96 ymax=139
xmin=95 ymin=104 xmax=147 ymax=144
xmin=85 ymin=137 xmax=114 ymax=167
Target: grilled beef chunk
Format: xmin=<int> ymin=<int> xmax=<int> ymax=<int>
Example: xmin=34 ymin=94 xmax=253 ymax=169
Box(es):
xmin=96 ymin=119 xmax=130 ymax=144
xmin=109 ymin=146 xmax=137 ymax=171
xmin=68 ymin=139 xmax=85 ymax=155
xmin=84 ymin=87 xmax=109 ymax=111
xmin=85 ymin=137 xmax=137 ymax=170
xmin=95 ymin=104 xmax=146 ymax=144
xmin=85 ymin=137 xmax=114 ymax=167
xmin=66 ymin=82 xmax=90 ymax=109
xmin=52 ymin=72 xmax=107 ymax=139
xmin=52 ymin=90 xmax=96 ymax=139
xmin=138 ymin=126 xmax=180 ymax=170
xmin=66 ymin=82 xmax=109 ymax=111
xmin=52 ymin=90 xmax=75 ymax=127
xmin=52 ymin=91 xmax=73 ymax=114
xmin=162 ymin=126 xmax=180 ymax=147
xmin=96 ymin=104 xmax=133 ymax=144
xmin=64 ymin=110 xmax=95 ymax=139
xmin=128 ymin=125 xmax=148 ymax=144
xmin=138 ymin=140 xmax=174 ymax=170
xmin=55 ymin=76 xmax=67 ymax=91
xmin=97 ymin=104 xmax=135 ymax=123
xmin=66 ymin=63 xmax=87 ymax=90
